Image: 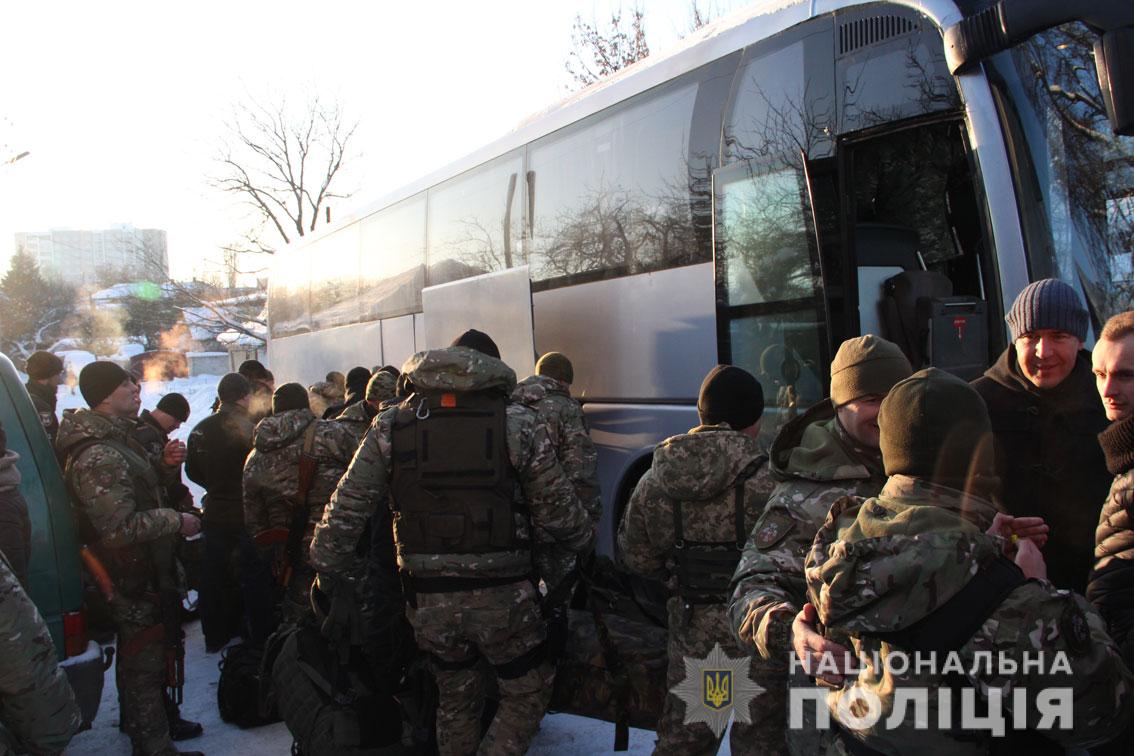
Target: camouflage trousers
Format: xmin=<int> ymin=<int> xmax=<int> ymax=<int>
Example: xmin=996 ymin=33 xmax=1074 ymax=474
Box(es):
xmin=111 ymin=593 xmax=176 ymax=756
xmin=406 ymin=579 xmax=552 ymax=756
xmin=656 ymin=600 xmax=788 ymax=756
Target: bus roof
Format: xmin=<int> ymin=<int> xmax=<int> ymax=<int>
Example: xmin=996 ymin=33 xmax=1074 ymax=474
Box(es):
xmin=297 ymin=0 xmax=965 ymax=247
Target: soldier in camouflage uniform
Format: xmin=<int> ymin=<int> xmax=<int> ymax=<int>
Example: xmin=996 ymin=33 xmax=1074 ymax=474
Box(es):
xmin=619 ymin=365 xmax=780 ymax=755
xmin=806 ymin=368 xmax=1134 ymax=754
xmin=336 ymin=369 xmax=398 ymax=446
xmin=57 ymin=362 xmax=202 ymax=756
xmin=512 ymin=352 xmax=601 ymax=628
xmin=728 ymin=336 xmax=910 ymax=754
xmin=244 ymin=382 xmax=357 ymax=623
xmin=0 ymin=551 xmax=82 ymax=754
xmin=133 ymin=393 xmax=193 ymax=512
xmin=310 ymin=330 xmax=594 ymax=756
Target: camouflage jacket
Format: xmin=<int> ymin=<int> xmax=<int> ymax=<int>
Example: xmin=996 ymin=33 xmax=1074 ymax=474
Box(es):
xmin=618 ymin=424 xmax=775 ymax=603
xmin=0 ymin=552 xmax=81 ymax=755
xmin=243 ymin=408 xmax=356 ymax=540
xmin=512 ymin=374 xmax=602 ymax=525
xmin=56 ymin=409 xmax=181 ymax=550
xmin=309 ymin=347 xmax=594 ymax=579
xmin=729 ymin=399 xmax=885 ymax=661
xmin=335 ymin=401 xmax=377 ymax=448
xmin=805 ymin=475 xmax=1134 ymax=754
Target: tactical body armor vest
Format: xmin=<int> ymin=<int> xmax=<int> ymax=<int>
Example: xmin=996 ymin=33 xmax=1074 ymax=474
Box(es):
xmin=668 ymin=459 xmax=765 ymax=605
xmin=63 ymin=434 xmax=172 ymax=596
xmin=390 ymin=390 xmax=526 ymax=561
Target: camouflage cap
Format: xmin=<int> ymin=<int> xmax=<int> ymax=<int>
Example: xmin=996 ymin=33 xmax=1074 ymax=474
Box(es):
xmin=365 ymin=370 xmax=397 ymax=403
xmin=536 ymin=352 xmax=574 ymax=385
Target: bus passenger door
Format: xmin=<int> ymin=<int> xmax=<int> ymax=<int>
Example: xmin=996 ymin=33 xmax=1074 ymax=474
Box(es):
xmin=713 ymin=159 xmax=831 ymax=440
xmin=421 ymin=265 xmax=536 ymax=378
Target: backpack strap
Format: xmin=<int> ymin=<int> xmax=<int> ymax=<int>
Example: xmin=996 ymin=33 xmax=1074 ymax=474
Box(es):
xmin=872 ymin=556 xmax=1027 ymax=655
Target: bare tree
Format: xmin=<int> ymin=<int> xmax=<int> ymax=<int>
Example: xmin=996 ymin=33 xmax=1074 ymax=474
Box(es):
xmin=214 ymin=94 xmax=358 ymax=251
xmin=565 ymin=7 xmax=650 ymax=90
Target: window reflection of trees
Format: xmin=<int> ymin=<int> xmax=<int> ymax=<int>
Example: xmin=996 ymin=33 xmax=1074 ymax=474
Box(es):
xmin=1013 ymin=24 xmax=1134 ymax=315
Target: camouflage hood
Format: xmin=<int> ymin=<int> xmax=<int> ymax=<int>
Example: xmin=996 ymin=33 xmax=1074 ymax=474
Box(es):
xmin=652 ymin=424 xmax=765 ymax=500
xmin=403 ymin=347 xmax=517 ymax=395
xmin=511 ymin=374 xmax=570 ymax=406
xmin=56 ymin=408 xmax=133 ymax=457
xmin=252 ymin=408 xmax=315 ymax=452
xmin=769 ymin=399 xmax=881 ymax=483
xmin=806 ymin=474 xmax=1004 ymax=634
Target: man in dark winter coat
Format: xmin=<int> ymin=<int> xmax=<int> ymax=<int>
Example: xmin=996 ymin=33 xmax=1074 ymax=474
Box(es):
xmin=24 ymin=351 xmax=65 ymax=445
xmin=186 ymin=373 xmax=273 ymax=649
xmin=972 ymin=278 xmax=1110 ymax=593
xmin=133 ymin=393 xmax=193 ymax=512
xmin=1088 ymin=310 xmax=1134 ymax=665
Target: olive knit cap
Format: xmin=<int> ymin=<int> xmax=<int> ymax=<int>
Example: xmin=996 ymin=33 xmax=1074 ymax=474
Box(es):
xmin=536 ymin=352 xmax=574 ymax=385
xmin=879 ymin=367 xmax=992 ymax=484
xmin=830 ymin=335 xmax=913 ymax=406
xmin=25 ymin=351 xmax=64 ymax=380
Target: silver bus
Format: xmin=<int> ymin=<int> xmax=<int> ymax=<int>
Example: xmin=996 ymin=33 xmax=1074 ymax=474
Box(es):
xmin=268 ymin=0 xmax=1134 ymax=556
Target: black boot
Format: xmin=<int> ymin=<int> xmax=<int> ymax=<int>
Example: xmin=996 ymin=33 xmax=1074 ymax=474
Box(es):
xmin=168 ymin=716 xmax=204 ymax=741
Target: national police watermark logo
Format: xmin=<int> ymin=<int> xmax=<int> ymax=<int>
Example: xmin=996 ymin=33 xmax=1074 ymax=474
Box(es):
xmin=671 ymin=643 xmax=764 ymax=737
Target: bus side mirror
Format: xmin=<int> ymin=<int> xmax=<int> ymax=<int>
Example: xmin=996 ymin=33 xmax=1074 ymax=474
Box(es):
xmin=1096 ymin=28 xmax=1134 ymax=137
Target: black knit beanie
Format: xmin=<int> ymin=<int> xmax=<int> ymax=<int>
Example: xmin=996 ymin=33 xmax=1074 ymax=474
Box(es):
xmin=346 ymin=366 xmax=371 ymax=394
xmin=451 ymin=329 xmax=500 ymax=359
xmin=879 ymin=368 xmax=992 ymax=486
xmin=697 ymin=365 xmax=765 ymax=431
xmin=217 ymin=373 xmax=251 ymax=403
xmin=238 ymin=359 xmax=271 ymax=382
xmin=156 ymin=393 xmax=190 ymax=423
xmin=273 ymin=382 xmax=310 ymax=414
xmin=1005 ymin=278 xmax=1088 ymax=342
xmin=79 ymin=361 xmax=131 ymax=409
xmin=26 ymin=351 xmax=64 ymax=380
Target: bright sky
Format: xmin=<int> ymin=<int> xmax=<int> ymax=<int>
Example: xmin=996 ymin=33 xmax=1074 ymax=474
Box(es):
xmin=0 ymin=0 xmax=737 ymax=281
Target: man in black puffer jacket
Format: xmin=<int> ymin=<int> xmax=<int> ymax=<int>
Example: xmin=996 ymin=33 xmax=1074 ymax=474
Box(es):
xmin=1088 ymin=310 xmax=1134 ymax=665
xmin=972 ymin=279 xmax=1110 ymax=594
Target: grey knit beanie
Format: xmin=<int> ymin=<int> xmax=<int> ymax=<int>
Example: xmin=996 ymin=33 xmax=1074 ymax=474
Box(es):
xmin=1005 ymin=279 xmax=1088 ymax=342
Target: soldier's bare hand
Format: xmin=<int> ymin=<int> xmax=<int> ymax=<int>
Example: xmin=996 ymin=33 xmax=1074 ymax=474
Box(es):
xmin=163 ymin=439 xmax=187 ymax=466
xmin=791 ymin=603 xmax=853 ymax=686
xmin=179 ymin=512 xmax=201 ymax=537
xmin=1013 ymin=538 xmax=1047 ymax=580
xmin=987 ymin=513 xmax=1049 ymax=552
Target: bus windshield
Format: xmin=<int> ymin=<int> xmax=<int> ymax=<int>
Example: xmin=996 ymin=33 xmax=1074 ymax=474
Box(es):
xmin=988 ymin=22 xmax=1134 ymax=334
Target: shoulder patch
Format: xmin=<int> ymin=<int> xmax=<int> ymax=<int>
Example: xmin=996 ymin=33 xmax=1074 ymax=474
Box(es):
xmin=754 ymin=510 xmax=796 ymax=550
xmin=1060 ymin=601 xmax=1091 ymax=655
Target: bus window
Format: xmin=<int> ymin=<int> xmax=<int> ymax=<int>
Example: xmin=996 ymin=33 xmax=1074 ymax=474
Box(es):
xmin=268 ymin=244 xmax=311 ymax=338
xmin=988 ymin=23 xmax=1134 ymax=333
xmin=527 ymin=79 xmax=700 ymax=287
xmin=359 ymin=194 xmax=426 ymax=321
xmin=309 ymin=224 xmax=361 ymax=330
xmin=715 ymin=162 xmax=827 ymax=429
xmin=426 ymin=152 xmax=523 ymax=286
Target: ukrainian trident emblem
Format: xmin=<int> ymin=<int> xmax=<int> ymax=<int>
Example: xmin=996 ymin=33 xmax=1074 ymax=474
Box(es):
xmin=670 ymin=643 xmax=764 ymax=737
xmin=703 ymin=670 xmax=732 ymax=709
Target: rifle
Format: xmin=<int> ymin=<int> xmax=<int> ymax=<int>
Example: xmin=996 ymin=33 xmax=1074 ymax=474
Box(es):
xmin=150 ymin=533 xmax=185 ymax=706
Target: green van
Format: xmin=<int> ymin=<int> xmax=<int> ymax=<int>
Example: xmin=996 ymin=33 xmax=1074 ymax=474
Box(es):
xmin=0 ymin=353 xmax=104 ymax=726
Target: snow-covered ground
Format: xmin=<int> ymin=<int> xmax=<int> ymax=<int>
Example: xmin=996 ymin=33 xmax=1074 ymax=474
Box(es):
xmin=58 ymin=375 xmax=675 ymax=754
xmin=66 ymin=616 xmax=661 ymax=755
